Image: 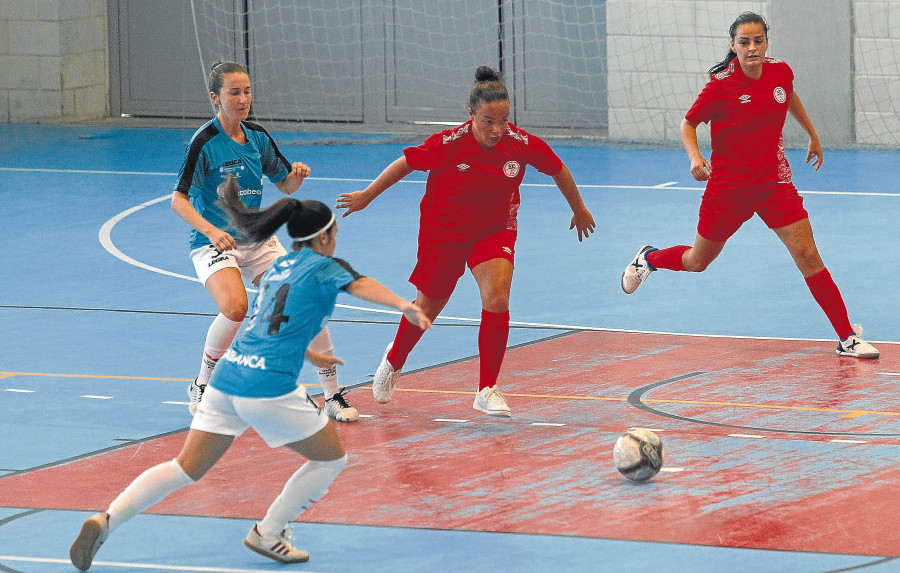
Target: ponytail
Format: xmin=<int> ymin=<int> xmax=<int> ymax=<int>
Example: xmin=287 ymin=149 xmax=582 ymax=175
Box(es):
xmin=708 ymin=52 xmax=737 ymax=77
xmin=218 ymin=176 xmax=297 ymax=246
xmin=218 ymin=175 xmax=335 ymax=247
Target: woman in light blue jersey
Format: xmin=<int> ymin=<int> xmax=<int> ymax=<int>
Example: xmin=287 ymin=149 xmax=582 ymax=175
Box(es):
xmin=71 ymin=177 xmax=431 ymax=571
xmin=172 ymin=60 xmax=358 ymax=422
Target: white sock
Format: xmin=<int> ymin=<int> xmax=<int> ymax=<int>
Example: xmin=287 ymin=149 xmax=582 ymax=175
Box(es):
xmin=197 ymin=314 xmax=244 ymax=384
xmin=106 ymin=460 xmax=194 ymax=534
xmin=309 ymin=327 xmax=338 ymax=398
xmin=257 ymin=456 xmax=347 ymax=539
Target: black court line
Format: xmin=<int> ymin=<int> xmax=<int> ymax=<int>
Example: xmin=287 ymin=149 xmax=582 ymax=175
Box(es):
xmin=0 ymin=305 xmax=571 ymax=330
xmin=0 ymin=427 xmax=189 ymax=480
xmin=628 ymin=374 xmax=900 ymax=438
xmin=822 ymin=557 xmax=899 ymax=572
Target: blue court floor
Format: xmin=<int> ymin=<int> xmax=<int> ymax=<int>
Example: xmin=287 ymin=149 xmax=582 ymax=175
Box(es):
xmin=0 ymin=123 xmax=898 ymax=572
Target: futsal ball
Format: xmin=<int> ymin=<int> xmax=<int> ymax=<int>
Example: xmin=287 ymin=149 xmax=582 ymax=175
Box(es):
xmin=613 ymin=428 xmax=664 ymax=482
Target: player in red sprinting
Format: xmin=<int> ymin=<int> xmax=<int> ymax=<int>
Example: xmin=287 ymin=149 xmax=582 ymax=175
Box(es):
xmin=621 ymin=12 xmax=878 ymax=359
xmin=336 ymin=66 xmax=595 ymax=417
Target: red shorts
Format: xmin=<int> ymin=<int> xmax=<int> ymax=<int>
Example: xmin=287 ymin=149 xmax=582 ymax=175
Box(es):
xmin=697 ymin=181 xmax=809 ymax=242
xmin=410 ymin=229 xmax=516 ymax=299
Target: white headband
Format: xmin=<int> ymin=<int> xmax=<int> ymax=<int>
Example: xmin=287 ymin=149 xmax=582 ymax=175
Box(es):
xmin=291 ymin=213 xmax=336 ymax=243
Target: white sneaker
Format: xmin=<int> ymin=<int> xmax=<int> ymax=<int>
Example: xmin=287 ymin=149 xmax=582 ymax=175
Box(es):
xmin=70 ymin=512 xmax=109 ymax=572
xmin=837 ymin=325 xmax=879 ymax=359
xmin=187 ymin=378 xmax=206 ymax=416
xmin=244 ymin=524 xmax=309 ymax=564
xmin=621 ymin=245 xmax=657 ymax=294
xmin=473 ymin=386 xmax=512 ymax=418
xmin=372 ymin=343 xmax=401 ymax=404
xmin=325 ymin=388 xmax=359 ymax=422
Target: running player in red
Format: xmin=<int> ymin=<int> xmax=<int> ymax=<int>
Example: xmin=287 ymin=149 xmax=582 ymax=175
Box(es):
xmin=620 ymin=12 xmax=878 ymax=359
xmin=336 ymin=66 xmax=595 ymax=417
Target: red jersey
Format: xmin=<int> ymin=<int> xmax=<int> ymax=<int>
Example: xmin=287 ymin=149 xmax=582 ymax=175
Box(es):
xmin=404 ymin=121 xmax=563 ymax=243
xmin=685 ymin=58 xmax=794 ymax=193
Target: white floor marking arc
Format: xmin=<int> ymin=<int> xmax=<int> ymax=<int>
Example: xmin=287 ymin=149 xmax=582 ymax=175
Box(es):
xmin=94 ymin=192 xmax=899 ymax=345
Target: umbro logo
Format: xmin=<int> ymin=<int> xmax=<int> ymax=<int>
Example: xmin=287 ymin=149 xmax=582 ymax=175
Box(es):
xmin=457 ymin=163 xmax=470 ymax=171
xmin=502 ymin=246 xmax=512 ymax=255
xmin=739 ymin=94 xmax=751 ymax=104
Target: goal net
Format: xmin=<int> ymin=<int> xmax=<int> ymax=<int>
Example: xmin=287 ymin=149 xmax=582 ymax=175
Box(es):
xmin=186 ymin=0 xmax=900 ymax=148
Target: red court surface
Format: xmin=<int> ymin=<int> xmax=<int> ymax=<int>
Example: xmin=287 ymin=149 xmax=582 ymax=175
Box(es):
xmin=3 ymin=331 xmax=899 ymax=556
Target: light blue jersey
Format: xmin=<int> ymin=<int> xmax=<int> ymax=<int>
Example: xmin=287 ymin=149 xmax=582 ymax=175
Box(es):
xmin=174 ymin=117 xmax=290 ymax=250
xmin=210 ymin=249 xmax=362 ymax=398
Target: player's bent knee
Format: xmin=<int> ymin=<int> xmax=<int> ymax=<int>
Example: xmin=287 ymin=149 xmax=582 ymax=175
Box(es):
xmin=220 ymin=300 xmax=248 ymax=322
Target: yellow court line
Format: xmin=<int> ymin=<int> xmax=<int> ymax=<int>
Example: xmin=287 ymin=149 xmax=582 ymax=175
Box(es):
xmin=0 ymin=371 xmax=190 ymax=382
xmin=4 ymin=373 xmax=896 ymax=419
xmin=378 ymin=387 xmax=900 ymax=419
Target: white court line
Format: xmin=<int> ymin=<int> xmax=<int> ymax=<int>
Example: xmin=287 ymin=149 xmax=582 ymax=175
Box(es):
xmin=98 ymin=194 xmax=202 ymax=284
xmin=0 ymin=555 xmax=328 ymax=572
xmin=81 ymin=395 xmax=113 ymax=400
xmin=4 ymin=389 xmax=34 ymax=393
xmin=434 ymin=418 xmax=469 ymax=423
xmin=5 ymin=166 xmax=900 ymax=196
xmin=94 ymin=189 xmax=899 ymax=344
xmin=830 ymin=439 xmax=868 ymax=444
xmin=728 ymin=433 xmax=766 ymax=439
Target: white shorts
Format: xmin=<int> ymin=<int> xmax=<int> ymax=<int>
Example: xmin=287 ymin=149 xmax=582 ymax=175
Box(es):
xmin=191 ymin=385 xmax=328 ymax=448
xmin=190 ymin=237 xmax=286 ymax=285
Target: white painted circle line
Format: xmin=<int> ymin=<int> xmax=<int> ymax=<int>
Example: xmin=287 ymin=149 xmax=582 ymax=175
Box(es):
xmin=97 ymin=193 xmax=899 ymax=344
xmin=99 ymin=194 xmax=201 ymax=284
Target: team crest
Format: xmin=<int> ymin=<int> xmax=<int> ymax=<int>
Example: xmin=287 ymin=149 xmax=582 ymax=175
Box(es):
xmin=773 ymin=87 xmax=787 ymax=103
xmin=503 ymin=161 xmax=520 ymax=177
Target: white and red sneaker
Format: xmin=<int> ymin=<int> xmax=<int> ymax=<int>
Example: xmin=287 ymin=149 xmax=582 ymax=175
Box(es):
xmin=244 ymin=524 xmax=309 ymax=563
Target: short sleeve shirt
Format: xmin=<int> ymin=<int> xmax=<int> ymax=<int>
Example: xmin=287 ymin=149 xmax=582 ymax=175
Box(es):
xmin=685 ymin=58 xmax=794 ymax=193
xmin=209 ymin=249 xmax=362 ymax=398
xmin=403 ymin=121 xmax=563 ymax=243
xmin=174 ymin=117 xmax=291 ymax=249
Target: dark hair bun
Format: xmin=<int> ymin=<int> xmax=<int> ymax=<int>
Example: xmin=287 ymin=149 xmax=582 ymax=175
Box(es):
xmin=475 ymin=66 xmax=500 ymax=82
xmin=211 ymin=60 xmax=225 ymax=71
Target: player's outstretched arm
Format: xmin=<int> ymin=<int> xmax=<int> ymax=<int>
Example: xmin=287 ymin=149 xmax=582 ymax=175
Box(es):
xmin=345 ymin=277 xmax=432 ymax=330
xmin=305 ymin=349 xmax=344 ymax=369
xmin=336 ymin=157 xmax=413 ymax=217
xmin=551 ymin=165 xmax=595 ymax=242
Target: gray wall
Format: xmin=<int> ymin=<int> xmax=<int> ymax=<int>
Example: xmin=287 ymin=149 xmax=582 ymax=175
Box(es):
xmin=770 ymin=0 xmax=853 ymax=146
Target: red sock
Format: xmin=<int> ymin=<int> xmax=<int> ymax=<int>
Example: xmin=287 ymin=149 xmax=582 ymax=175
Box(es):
xmin=386 ymin=315 xmax=427 ymax=369
xmin=646 ymin=245 xmax=690 ymax=271
xmin=805 ymin=268 xmax=854 ymax=339
xmin=478 ymin=309 xmax=510 ymax=390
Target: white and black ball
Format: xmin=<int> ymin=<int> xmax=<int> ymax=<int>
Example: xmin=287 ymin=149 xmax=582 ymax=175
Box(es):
xmin=613 ymin=428 xmax=663 ymax=482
